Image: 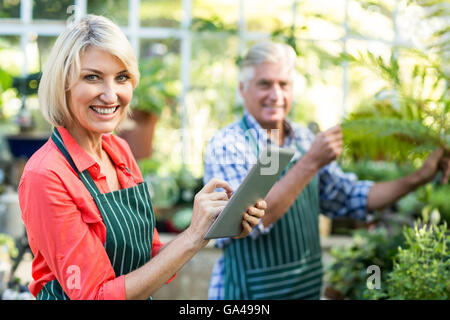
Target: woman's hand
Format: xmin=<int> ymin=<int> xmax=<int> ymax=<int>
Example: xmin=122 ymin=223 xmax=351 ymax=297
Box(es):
xmin=233 ymin=200 xmax=266 ymax=239
xmin=184 ymin=178 xmax=233 ymax=249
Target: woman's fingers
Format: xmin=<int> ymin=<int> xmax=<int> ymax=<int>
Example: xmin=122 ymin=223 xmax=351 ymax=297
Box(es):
xmin=208 ymin=191 xmax=230 ymax=201
xmin=208 ymin=206 xmax=225 ymax=221
xmin=209 ymin=200 xmax=229 ymax=208
xmin=201 ymin=178 xmax=233 ymax=195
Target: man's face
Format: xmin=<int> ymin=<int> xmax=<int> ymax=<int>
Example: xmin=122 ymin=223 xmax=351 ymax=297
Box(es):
xmin=240 ymin=61 xmax=294 ymax=129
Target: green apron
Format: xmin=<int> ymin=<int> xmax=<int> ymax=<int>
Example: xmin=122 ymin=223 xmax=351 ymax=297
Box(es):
xmin=36 ymin=128 xmax=155 ymax=300
xmin=223 ymin=117 xmax=323 ymax=300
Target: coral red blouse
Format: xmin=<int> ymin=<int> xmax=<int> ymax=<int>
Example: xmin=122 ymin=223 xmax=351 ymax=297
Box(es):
xmin=18 ymin=127 xmax=167 ymax=299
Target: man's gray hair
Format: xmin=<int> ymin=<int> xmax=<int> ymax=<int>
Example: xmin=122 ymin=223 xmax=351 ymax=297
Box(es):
xmin=239 ymin=41 xmax=298 ymax=90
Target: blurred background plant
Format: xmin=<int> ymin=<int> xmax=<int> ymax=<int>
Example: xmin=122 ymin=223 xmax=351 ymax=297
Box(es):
xmin=364 ymin=221 xmax=449 ymax=300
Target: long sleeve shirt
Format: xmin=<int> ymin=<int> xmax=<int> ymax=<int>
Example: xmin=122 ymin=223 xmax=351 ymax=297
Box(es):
xmin=203 ymin=110 xmax=373 ymax=299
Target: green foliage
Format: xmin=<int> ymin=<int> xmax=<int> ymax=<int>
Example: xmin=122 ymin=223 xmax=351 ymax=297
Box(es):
xmin=396 ymin=184 xmax=450 ymax=225
xmin=340 ymin=159 xmax=414 ymax=182
xmin=325 ymin=227 xmax=405 ymax=299
xmin=427 ymin=185 xmax=450 ymax=224
xmin=131 ymin=56 xmax=180 ymax=115
xmin=365 ymin=222 xmax=449 ymax=300
xmin=341 ymin=1 xmax=449 ymax=162
xmin=0 ymin=233 xmax=18 ymax=259
xmin=190 ymin=16 xmax=237 ymax=34
xmin=341 ymin=117 xmax=448 ymax=162
xmin=0 ymin=67 xmax=12 ymax=118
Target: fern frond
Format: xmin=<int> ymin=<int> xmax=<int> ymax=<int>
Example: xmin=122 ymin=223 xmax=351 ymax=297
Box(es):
xmin=341 ymin=118 xmax=447 ymax=161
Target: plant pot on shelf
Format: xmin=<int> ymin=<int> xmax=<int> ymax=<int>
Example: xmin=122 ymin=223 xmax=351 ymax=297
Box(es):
xmin=6 ymin=133 xmax=49 ymax=159
xmin=117 ymin=109 xmax=158 ymax=160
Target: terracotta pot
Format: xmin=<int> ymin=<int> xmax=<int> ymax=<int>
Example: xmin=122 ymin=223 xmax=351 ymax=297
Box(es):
xmin=118 ymin=109 xmax=158 ymax=160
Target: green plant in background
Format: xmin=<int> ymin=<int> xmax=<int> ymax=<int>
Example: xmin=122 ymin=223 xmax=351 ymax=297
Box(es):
xmin=340 ymin=159 xmax=414 ymax=182
xmin=0 ymin=233 xmax=18 ymax=260
xmin=365 ymin=221 xmax=449 ymax=300
xmin=339 ymin=1 xmax=448 ymax=164
xmin=340 ymin=48 xmax=448 ymax=163
xmin=325 ymin=227 xmax=405 ymax=300
xmin=0 ymin=67 xmax=12 ymax=120
xmin=399 ymin=183 xmax=450 ymax=225
xmin=131 ymin=55 xmax=180 ymax=116
xmin=190 ymin=15 xmax=237 ymax=34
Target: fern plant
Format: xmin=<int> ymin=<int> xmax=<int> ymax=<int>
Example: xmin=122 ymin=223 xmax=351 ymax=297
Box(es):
xmin=341 ymin=0 xmax=448 ymax=162
xmin=341 ymin=46 xmax=448 ymax=163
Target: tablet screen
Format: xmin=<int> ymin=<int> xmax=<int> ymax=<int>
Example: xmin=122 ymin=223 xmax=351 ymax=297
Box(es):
xmin=204 ymin=146 xmax=295 ymax=240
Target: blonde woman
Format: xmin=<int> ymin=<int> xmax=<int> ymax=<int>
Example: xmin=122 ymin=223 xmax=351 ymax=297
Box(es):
xmin=18 ymin=15 xmax=265 ymax=300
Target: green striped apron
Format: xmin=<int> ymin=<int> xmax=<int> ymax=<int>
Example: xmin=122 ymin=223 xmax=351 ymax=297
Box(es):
xmin=223 ymin=117 xmax=323 ymax=300
xmin=36 ymin=128 xmax=155 ymax=300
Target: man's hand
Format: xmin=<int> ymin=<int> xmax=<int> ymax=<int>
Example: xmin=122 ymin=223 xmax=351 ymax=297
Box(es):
xmin=417 ymin=148 xmax=450 ymax=184
xmin=304 ymin=124 xmax=343 ymax=171
xmin=233 ymin=200 xmax=266 ymax=239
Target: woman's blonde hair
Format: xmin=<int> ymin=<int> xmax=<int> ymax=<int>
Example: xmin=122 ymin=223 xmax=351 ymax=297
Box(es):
xmin=38 ymin=14 xmax=140 ymax=127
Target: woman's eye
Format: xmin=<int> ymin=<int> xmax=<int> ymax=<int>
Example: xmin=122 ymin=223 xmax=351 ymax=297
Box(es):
xmin=84 ymin=74 xmax=99 ymax=81
xmin=117 ymin=74 xmax=131 ymax=82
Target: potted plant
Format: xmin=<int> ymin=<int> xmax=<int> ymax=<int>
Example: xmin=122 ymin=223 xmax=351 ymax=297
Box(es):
xmin=6 ymin=72 xmax=50 ymax=160
xmin=117 ymin=56 xmax=179 ymax=160
xmin=324 ymin=226 xmax=406 ymax=299
xmin=364 ymin=221 xmax=449 ymax=300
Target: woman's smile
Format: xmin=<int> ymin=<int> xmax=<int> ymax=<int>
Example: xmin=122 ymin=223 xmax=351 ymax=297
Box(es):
xmin=90 ymin=105 xmax=120 ymax=116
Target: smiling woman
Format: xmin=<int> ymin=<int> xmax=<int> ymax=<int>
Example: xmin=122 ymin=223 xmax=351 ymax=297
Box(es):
xmin=66 ymin=48 xmax=133 ymax=143
xmin=17 ymin=14 xmax=266 ymax=300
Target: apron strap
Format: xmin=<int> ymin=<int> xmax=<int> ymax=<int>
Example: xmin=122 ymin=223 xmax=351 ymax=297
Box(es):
xmin=51 ymin=127 xmax=101 ymax=197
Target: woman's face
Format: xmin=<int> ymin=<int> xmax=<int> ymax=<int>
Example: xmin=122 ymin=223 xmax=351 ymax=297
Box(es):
xmin=66 ymin=46 xmax=133 ymax=137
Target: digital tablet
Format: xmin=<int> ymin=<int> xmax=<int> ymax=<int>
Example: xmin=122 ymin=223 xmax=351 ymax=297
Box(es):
xmin=204 ymin=145 xmax=295 ymax=240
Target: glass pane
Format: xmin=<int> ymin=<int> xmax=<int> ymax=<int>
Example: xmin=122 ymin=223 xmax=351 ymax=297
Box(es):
xmin=0 ymin=0 xmax=21 ymax=19
xmin=140 ymin=0 xmax=181 ymax=28
xmin=187 ymin=34 xmax=239 ymax=175
xmin=87 ymin=0 xmax=128 ymax=26
xmin=348 ymin=0 xmax=395 ymax=42
xmin=295 ymin=0 xmax=345 ymax=41
xmin=346 ymin=39 xmax=393 ymax=115
xmin=0 ymin=35 xmax=22 ymax=120
xmin=0 ymin=35 xmax=21 ymax=75
xmin=190 ymin=34 xmax=239 ymax=125
xmin=137 ymin=38 xmax=182 ymax=174
xmin=292 ymin=39 xmax=344 ymax=129
xmin=36 ymin=36 xmax=57 ymax=71
xmin=245 ymin=0 xmax=292 ymax=33
xmin=33 ymin=0 xmax=74 ymax=20
xmin=192 ymin=0 xmax=238 ymax=32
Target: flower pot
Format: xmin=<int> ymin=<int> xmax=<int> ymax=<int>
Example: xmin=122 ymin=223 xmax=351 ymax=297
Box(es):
xmin=6 ymin=133 xmax=49 ymax=159
xmin=117 ymin=109 xmax=158 ymax=160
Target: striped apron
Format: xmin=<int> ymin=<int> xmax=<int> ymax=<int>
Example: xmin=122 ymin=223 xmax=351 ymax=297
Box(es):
xmin=223 ymin=117 xmax=323 ymax=300
xmin=36 ymin=128 xmax=155 ymax=300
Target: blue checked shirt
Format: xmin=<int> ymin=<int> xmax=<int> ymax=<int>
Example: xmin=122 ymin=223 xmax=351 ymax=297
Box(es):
xmin=203 ymin=110 xmax=374 ymax=300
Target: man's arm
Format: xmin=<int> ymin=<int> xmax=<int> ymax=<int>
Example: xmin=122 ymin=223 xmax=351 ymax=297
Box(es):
xmin=262 ymin=125 xmax=343 ymax=228
xmin=367 ymin=148 xmax=450 ymax=211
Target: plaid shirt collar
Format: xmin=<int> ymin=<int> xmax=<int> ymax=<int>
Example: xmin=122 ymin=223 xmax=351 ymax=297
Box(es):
xmin=242 ymin=108 xmax=295 ymax=147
